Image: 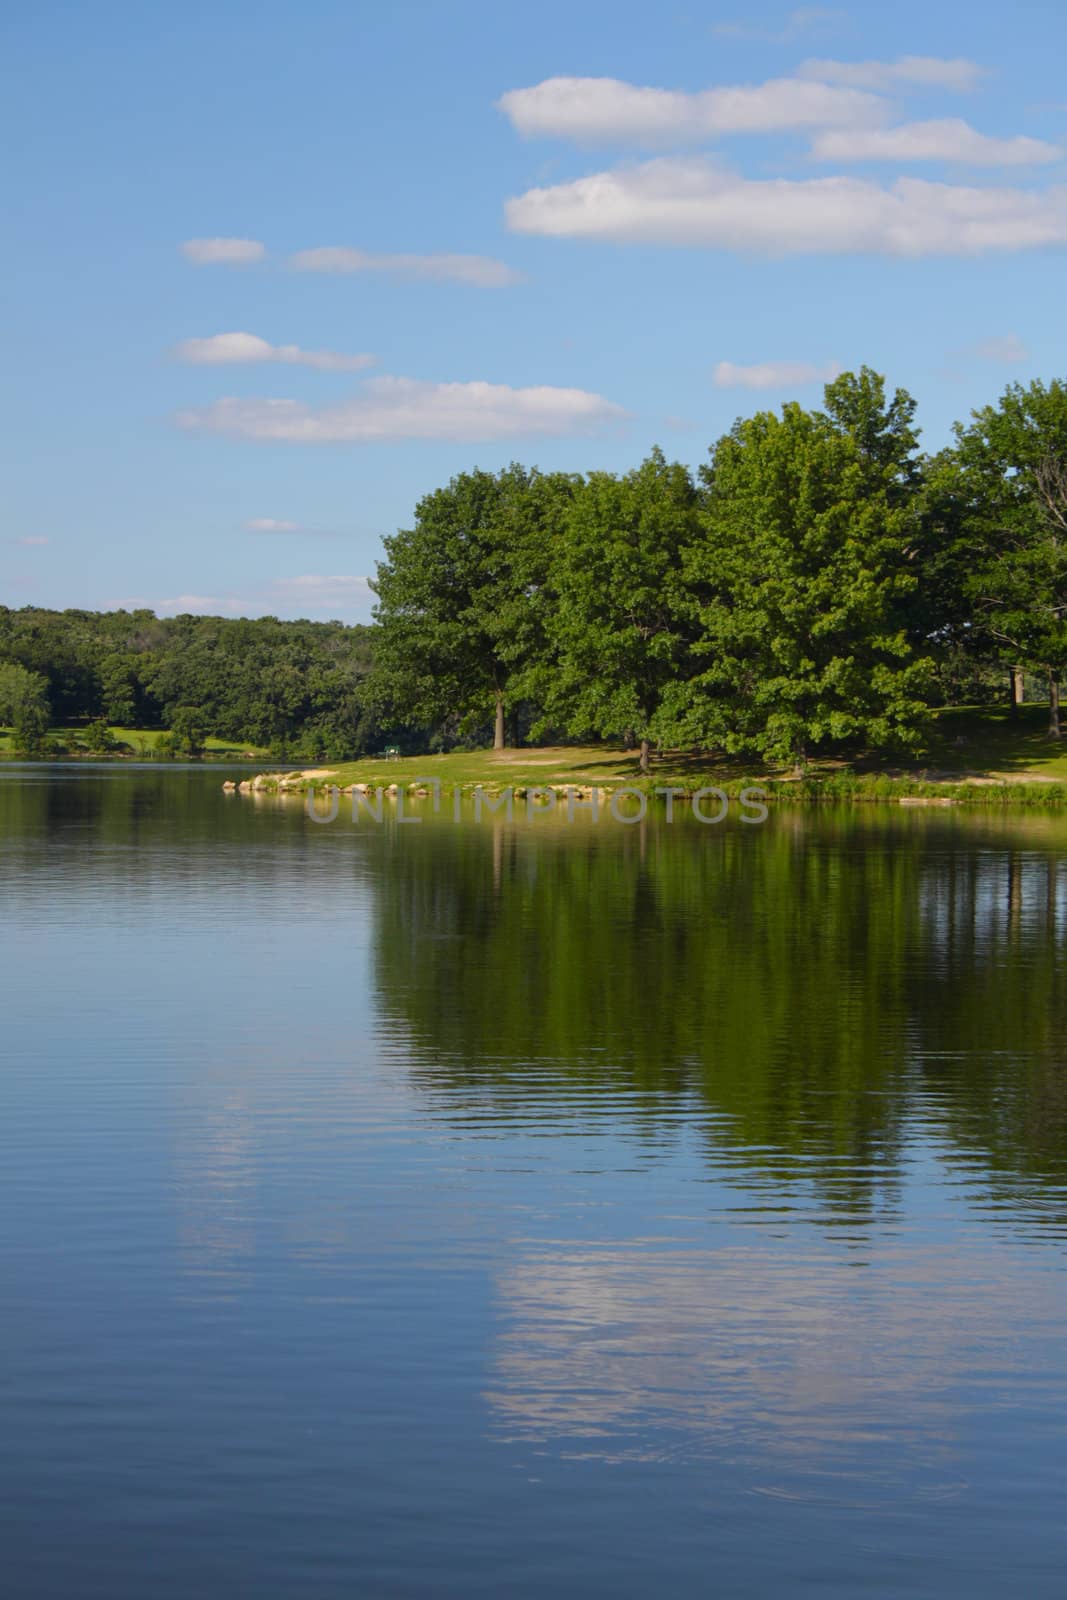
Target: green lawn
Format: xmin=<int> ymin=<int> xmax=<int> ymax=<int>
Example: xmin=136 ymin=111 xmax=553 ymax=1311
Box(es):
xmin=105 ymin=727 xmax=268 ymax=757
xmin=4 ymin=705 xmax=1066 ymax=786
xmin=303 ymin=745 xmax=642 ymax=790
xmin=297 ymin=704 xmax=1067 ymax=793
xmin=907 ymin=704 xmax=1067 ymax=781
xmin=0 ymin=725 xmax=268 ymax=759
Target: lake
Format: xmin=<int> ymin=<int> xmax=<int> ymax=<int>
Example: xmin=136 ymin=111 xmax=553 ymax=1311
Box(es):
xmin=2 ymin=765 xmax=1067 ymax=1597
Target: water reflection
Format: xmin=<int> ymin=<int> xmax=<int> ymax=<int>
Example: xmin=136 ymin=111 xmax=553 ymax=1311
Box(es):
xmin=4 ymin=770 xmax=1067 ymax=1595
xmin=484 ymin=1229 xmax=1067 ymax=1481
xmin=370 ymin=810 xmax=1067 ymax=1227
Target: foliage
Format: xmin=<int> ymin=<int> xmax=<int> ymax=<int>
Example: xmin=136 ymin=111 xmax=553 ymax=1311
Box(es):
xmin=169 ymin=705 xmax=208 ymax=755
xmin=6 ymin=368 xmax=1067 ymax=765
xmin=81 ymin=715 xmax=119 ymax=755
xmin=370 ymin=464 xmax=577 ymax=748
xmin=535 ymin=449 xmax=701 ymax=770
xmin=675 ymin=394 xmax=933 ymax=766
xmin=0 ymin=609 xmax=379 ymax=758
xmin=0 ymin=660 xmax=52 ymax=755
xmin=948 ymin=379 xmax=1067 ymax=731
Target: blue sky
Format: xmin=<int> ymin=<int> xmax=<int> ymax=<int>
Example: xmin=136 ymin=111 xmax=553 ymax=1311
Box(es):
xmin=3 ymin=0 xmax=1066 ymax=622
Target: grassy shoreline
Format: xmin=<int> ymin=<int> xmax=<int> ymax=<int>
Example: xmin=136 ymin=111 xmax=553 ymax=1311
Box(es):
xmin=6 ymin=707 xmax=1067 ymax=802
xmin=236 ymin=707 xmax=1067 ymax=806
xmin=0 ymin=726 xmax=268 ymax=761
xmin=244 ymin=772 xmax=1067 ymax=806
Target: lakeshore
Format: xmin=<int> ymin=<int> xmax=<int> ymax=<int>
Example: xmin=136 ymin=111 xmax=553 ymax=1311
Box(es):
xmin=226 ymin=705 xmax=1067 ymax=806
xmin=7 ymin=705 xmax=1067 ymax=803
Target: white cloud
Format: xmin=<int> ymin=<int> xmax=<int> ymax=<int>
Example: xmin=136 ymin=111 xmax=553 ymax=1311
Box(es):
xmin=713 ymin=359 xmax=841 ymax=389
xmin=243 ymin=518 xmax=342 ymax=538
xmin=497 ymin=75 xmax=886 ymax=145
xmin=289 ymin=247 xmax=523 ymax=287
xmin=174 ymin=331 xmax=376 ymax=372
xmin=14 ymin=535 xmax=50 ymax=547
xmin=180 ymin=237 xmax=266 ymax=265
xmin=505 ymin=157 xmax=1067 ymax=257
xmin=269 ymin=575 xmax=374 ymax=615
xmin=812 ymin=120 xmax=1062 ymax=166
xmin=713 ymin=8 xmax=845 ymax=44
xmin=176 ymin=375 xmax=626 ymax=443
xmin=969 ymin=334 xmax=1031 ymax=363
xmin=799 ymin=56 xmax=987 ymax=93
xmin=160 ymin=594 xmax=224 ymax=611
xmin=148 ymin=576 xmax=374 ymax=623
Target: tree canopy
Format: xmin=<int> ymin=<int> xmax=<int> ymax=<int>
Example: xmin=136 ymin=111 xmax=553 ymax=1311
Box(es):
xmin=0 ymin=608 xmax=378 ymax=758
xmin=675 ymin=399 xmax=931 ymax=766
xmin=370 ymin=464 xmax=576 ymax=748
xmin=6 ymin=369 xmax=1067 ymax=762
xmin=539 ymin=449 xmax=700 ymax=771
xmin=949 ymin=381 xmax=1067 ymax=733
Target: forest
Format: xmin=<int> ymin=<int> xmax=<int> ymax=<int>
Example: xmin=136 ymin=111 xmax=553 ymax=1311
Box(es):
xmin=0 ymin=610 xmax=376 ymax=759
xmin=2 ymin=369 xmax=1066 ymax=766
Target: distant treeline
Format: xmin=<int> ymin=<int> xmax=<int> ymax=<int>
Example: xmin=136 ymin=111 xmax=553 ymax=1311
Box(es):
xmin=0 ymin=610 xmax=378 ymax=758
xmin=3 ymin=367 xmax=1066 ymax=764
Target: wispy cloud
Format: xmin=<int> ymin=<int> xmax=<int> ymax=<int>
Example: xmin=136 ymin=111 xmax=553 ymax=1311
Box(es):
xmin=180 ymin=237 xmax=266 ymax=265
xmin=177 ymin=375 xmax=626 ymax=443
xmin=799 ymin=56 xmax=987 ymax=93
xmin=289 ymin=247 xmax=523 ymax=287
xmin=12 ymin=535 xmax=50 ymax=547
xmin=497 ymin=75 xmax=886 ymax=145
xmin=146 ymin=576 xmax=374 ymax=623
xmin=506 ymin=157 xmax=1067 ymax=257
xmin=243 ymin=518 xmax=344 ymax=538
xmin=713 ymin=359 xmax=841 ymax=389
xmin=153 ymin=593 xmax=225 ymax=612
xmin=270 ymin=575 xmax=374 ymax=616
xmin=964 ymin=333 xmax=1031 ymax=364
xmin=712 ymin=8 xmax=845 ymax=44
xmin=812 ymin=120 xmax=1061 ymax=166
xmin=174 ymin=332 xmax=376 ymax=372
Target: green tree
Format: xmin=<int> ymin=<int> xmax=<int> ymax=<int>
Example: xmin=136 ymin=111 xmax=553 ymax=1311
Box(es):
xmin=950 ymin=380 xmax=1067 ymax=736
xmin=169 ymin=705 xmax=208 ymax=755
xmin=371 ymin=465 xmax=576 ymax=749
xmin=82 ymin=716 xmax=118 ymax=755
xmin=0 ymin=660 xmax=51 ymax=753
xmin=821 ymin=366 xmax=922 ymax=496
xmin=540 ymin=449 xmax=700 ymax=772
xmin=98 ymin=651 xmax=138 ymax=724
xmin=679 ymin=394 xmax=932 ymax=767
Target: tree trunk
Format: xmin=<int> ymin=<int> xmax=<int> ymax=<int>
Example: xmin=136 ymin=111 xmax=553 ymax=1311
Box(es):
xmin=1010 ymin=666 xmax=1026 ymax=714
xmin=1049 ymin=673 xmax=1062 ymax=740
xmin=494 ymin=690 xmax=506 ymax=751
xmin=639 ymin=738 xmax=650 ymax=775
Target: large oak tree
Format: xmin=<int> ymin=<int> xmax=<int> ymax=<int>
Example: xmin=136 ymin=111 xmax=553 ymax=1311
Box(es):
xmin=371 ymin=465 xmax=576 ymax=748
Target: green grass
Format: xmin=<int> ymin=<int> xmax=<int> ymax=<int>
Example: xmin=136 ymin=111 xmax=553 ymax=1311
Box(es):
xmin=105 ymin=727 xmax=268 ymax=757
xmin=906 ymin=704 xmax=1067 ymax=782
xmin=5 ymin=704 xmax=1066 ymax=791
xmin=281 ymin=703 xmax=1067 ymax=800
xmin=0 ymin=725 xmax=268 ymax=759
xmin=298 ymin=745 xmax=645 ymax=790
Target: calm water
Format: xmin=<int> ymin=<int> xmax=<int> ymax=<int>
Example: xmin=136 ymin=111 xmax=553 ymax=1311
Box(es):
xmin=3 ymin=766 xmax=1067 ymax=1597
